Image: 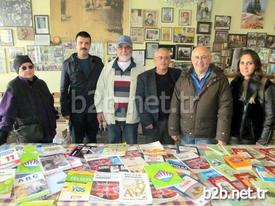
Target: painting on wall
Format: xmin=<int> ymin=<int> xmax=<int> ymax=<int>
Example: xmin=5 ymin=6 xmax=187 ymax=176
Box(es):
xmin=241 ymin=0 xmax=266 ymax=29
xmin=51 ymin=0 xmax=128 ymax=42
xmin=0 ymin=0 xmax=32 ymax=26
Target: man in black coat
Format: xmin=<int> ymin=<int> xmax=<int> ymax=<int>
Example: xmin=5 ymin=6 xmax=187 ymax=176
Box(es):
xmin=136 ymin=48 xmax=181 ymax=144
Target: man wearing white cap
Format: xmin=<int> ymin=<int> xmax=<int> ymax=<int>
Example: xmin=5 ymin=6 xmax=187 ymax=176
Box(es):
xmin=95 ymin=35 xmax=144 ymax=144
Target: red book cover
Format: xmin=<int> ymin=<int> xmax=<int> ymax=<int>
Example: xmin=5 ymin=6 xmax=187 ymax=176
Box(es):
xmin=208 ymin=176 xmax=240 ymax=193
xmin=233 ymin=173 xmax=257 ymax=188
xmin=258 ymin=148 xmax=275 ymax=159
xmin=264 ymin=165 xmax=275 ymax=176
xmin=183 ymin=157 xmax=210 ymax=170
xmin=231 ymin=148 xmax=255 ymax=159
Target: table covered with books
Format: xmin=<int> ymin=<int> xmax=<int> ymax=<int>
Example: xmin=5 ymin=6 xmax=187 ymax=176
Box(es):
xmin=0 ymin=142 xmax=275 ymax=206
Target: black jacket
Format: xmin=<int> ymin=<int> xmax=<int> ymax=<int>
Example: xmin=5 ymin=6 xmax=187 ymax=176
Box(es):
xmin=60 ymin=53 xmax=104 ymax=116
xmin=136 ymin=67 xmax=181 ymax=136
xmin=230 ymin=75 xmax=275 ymax=145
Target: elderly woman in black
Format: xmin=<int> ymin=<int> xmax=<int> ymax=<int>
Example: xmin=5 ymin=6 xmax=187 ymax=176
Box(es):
xmin=0 ymin=55 xmax=57 ymax=144
xmin=230 ymin=49 xmax=274 ymax=145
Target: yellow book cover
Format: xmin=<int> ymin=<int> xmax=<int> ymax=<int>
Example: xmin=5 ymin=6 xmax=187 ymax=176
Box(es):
xmin=224 ymin=154 xmax=251 ymax=170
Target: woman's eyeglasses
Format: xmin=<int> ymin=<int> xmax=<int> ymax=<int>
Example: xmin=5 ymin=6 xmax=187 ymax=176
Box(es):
xmin=20 ymin=65 xmax=34 ymax=70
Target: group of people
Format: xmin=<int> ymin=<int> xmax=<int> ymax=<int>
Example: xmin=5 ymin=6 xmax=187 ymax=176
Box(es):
xmin=0 ymin=31 xmax=274 ymax=146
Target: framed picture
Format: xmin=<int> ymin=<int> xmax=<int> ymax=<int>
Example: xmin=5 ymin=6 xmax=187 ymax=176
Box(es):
xmin=107 ymin=42 xmax=117 ymax=55
xmin=0 ymin=29 xmax=13 ymax=46
xmin=145 ymin=42 xmax=159 ymax=59
xmin=161 ymin=27 xmax=172 ymax=41
xmin=267 ymin=63 xmax=275 ymax=74
xmin=211 ymin=52 xmax=221 ymax=65
xmin=130 ymin=27 xmax=144 ymax=43
xmin=228 ymin=34 xmax=247 ymax=48
xmin=179 ymin=10 xmax=192 ymax=26
xmin=161 ymin=7 xmax=173 ymax=23
xmin=174 ymin=61 xmax=192 ymax=71
xmin=173 ymin=27 xmax=195 ymax=44
xmin=257 ymin=33 xmax=267 ymax=47
xmin=196 ymin=0 xmax=212 ymax=21
xmin=0 ymin=0 xmax=32 ymax=26
xmin=158 ymin=44 xmax=176 ymax=59
xmin=266 ymin=35 xmax=275 ymax=49
xmin=247 ymin=32 xmax=257 ymax=48
xmin=269 ymin=49 xmax=275 ymax=63
xmin=143 ymin=10 xmax=158 ymax=28
xmin=214 ymin=15 xmax=231 ymax=30
xmin=7 ymin=47 xmax=25 ymax=59
xmin=34 ymin=15 xmax=50 ymax=34
xmin=130 ymin=9 xmax=143 ymax=27
xmin=197 ymin=22 xmax=212 ymax=34
xmin=197 ymin=35 xmax=211 ymax=47
xmin=214 ymin=31 xmax=228 ymax=43
xmin=212 ymin=42 xmax=225 ymax=52
xmin=176 ymin=45 xmax=193 ymax=61
xmin=17 ymin=27 xmax=34 ymax=40
xmin=0 ymin=48 xmax=7 ymax=73
xmin=132 ymin=50 xmax=145 ymax=66
xmin=145 ymin=28 xmax=160 ymax=41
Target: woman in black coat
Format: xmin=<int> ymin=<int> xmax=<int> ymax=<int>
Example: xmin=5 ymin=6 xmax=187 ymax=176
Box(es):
xmin=230 ymin=49 xmax=274 ymax=145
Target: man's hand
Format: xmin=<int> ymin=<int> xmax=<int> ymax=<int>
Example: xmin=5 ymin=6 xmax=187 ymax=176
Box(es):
xmin=217 ymin=140 xmax=225 ymax=145
xmin=97 ymin=112 xmax=106 ymax=125
xmin=64 ymin=115 xmax=70 ymax=120
xmin=145 ymin=124 xmax=153 ymax=129
xmin=171 ymin=135 xmax=180 ymax=141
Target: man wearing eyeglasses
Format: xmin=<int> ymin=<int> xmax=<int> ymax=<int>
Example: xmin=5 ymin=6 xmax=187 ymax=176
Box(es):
xmin=0 ymin=55 xmax=57 ymax=144
xmin=95 ymin=35 xmax=144 ymax=144
xmin=168 ymin=46 xmax=233 ymax=145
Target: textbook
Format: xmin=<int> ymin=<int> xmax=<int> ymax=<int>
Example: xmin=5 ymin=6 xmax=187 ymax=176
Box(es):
xmin=208 ymin=176 xmax=240 ymax=192
xmin=204 ymin=151 xmax=225 ymax=167
xmin=256 ymin=166 xmax=275 ymax=182
xmin=144 ymin=162 xmax=182 ymax=189
xmin=212 ymin=164 xmax=238 ymax=181
xmin=139 ymin=141 xmax=167 ymax=156
xmin=0 ymin=169 xmax=15 ymax=199
xmin=0 ymin=148 xmax=20 ymax=169
xmin=45 ymin=172 xmax=67 ymax=196
xmin=120 ymin=156 xmax=148 ymax=173
xmin=36 ymin=144 xmax=66 ymax=156
xmin=224 ymin=154 xmax=252 ymax=171
xmin=231 ymin=147 xmax=255 ymax=159
xmin=233 ymin=172 xmax=257 ymax=188
xmin=166 ymin=159 xmax=191 ymax=175
xmin=40 ymin=154 xmax=71 ymax=175
xmin=102 ymin=143 xmax=128 ymax=156
xmin=182 ymin=157 xmax=210 ymax=173
xmin=143 ymin=154 xmax=164 ymax=164
xmin=199 ymin=169 xmax=221 ymax=180
xmin=150 ymin=183 xmax=179 ymax=204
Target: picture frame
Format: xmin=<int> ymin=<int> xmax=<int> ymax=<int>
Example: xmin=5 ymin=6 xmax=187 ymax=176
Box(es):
xmin=161 ymin=7 xmax=173 ymax=23
xmin=257 ymin=33 xmax=267 ymax=48
xmin=211 ymin=52 xmax=221 ymax=65
xmin=214 ymin=31 xmax=228 ymax=43
xmin=0 ymin=29 xmax=13 ymax=46
xmin=179 ymin=10 xmax=192 ymax=26
xmin=247 ymin=32 xmax=257 ymax=48
xmin=34 ymin=15 xmax=50 ymax=34
xmin=107 ymin=42 xmax=117 ymax=55
xmin=0 ymin=48 xmax=7 ymax=73
xmin=266 ymin=35 xmax=275 ymax=49
xmin=145 ymin=28 xmax=160 ymax=41
xmin=214 ymin=15 xmax=231 ymax=30
xmin=0 ymin=0 xmax=32 ymax=26
xmin=132 ymin=50 xmax=145 ymax=66
xmin=228 ymin=34 xmax=247 ymax=48
xmin=143 ymin=10 xmax=158 ymax=28
xmin=196 ymin=0 xmax=212 ymax=21
xmin=173 ymin=27 xmax=195 ymax=44
xmin=212 ymin=42 xmax=225 ymax=52
xmin=145 ymin=42 xmax=159 ymax=59
xmin=174 ymin=61 xmax=192 ymax=71
xmin=130 ymin=9 xmax=143 ymax=27
xmin=158 ymin=44 xmax=176 ymax=59
xmin=130 ymin=27 xmax=144 ymax=43
xmin=17 ymin=27 xmax=35 ymax=41
xmin=267 ymin=63 xmax=275 ymax=74
xmin=197 ymin=35 xmax=211 ymax=47
xmin=197 ymin=22 xmax=212 ymax=34
xmin=176 ymin=45 xmax=193 ymax=61
xmin=161 ymin=27 xmax=172 ymax=41
xmin=269 ymin=49 xmax=275 ymax=63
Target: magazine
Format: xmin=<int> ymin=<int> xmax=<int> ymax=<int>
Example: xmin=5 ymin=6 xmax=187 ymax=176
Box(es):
xmin=0 ymin=169 xmax=16 ymax=199
xmin=40 ymin=154 xmax=71 ymax=175
xmin=0 ymin=148 xmax=20 ymax=169
xmin=120 ymin=156 xmax=148 ymax=173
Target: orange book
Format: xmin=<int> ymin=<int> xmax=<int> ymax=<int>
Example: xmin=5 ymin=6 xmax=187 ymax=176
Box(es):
xmin=224 ymin=154 xmax=252 ymax=171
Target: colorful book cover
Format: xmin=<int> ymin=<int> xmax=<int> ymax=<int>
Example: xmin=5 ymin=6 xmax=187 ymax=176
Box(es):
xmin=139 ymin=141 xmax=167 ymax=156
xmin=251 ymin=180 xmax=275 ymax=203
xmin=199 ymin=169 xmax=221 ymax=180
xmin=65 ymin=170 xmax=94 ymax=183
xmin=224 ymin=154 xmax=252 ymax=171
xmin=40 ymin=154 xmax=71 ymax=175
xmin=0 ymin=169 xmax=15 ymax=199
xmin=247 ymin=146 xmax=265 ymax=159
xmin=120 ymin=172 xmax=152 ymax=204
xmin=0 ymin=148 xmax=20 ymax=169
xmin=231 ymin=148 xmax=255 ymax=159
xmin=258 ymin=148 xmax=275 ymax=159
xmin=182 ymin=157 xmax=210 ymax=172
xmin=150 ymin=184 xmax=179 ymax=204
xmin=233 ymin=172 xmax=257 ymax=188
xmin=207 ymin=145 xmax=225 ymax=156
xmin=120 ymin=156 xmax=148 ymax=173
xmin=144 ymin=162 xmax=182 ymax=189
xmin=264 ymin=165 xmax=275 ymax=176
xmin=204 ymin=151 xmax=225 ymax=167
xmin=16 ymin=149 xmax=43 ymax=174
xmin=212 ymin=164 xmax=238 ymax=181
xmin=143 ymin=154 xmax=164 ymax=164
xmin=59 ymin=181 xmax=92 ymax=201
xmin=208 ymin=176 xmax=240 ymax=192
xmin=45 ymin=172 xmax=67 ymax=196
xmin=19 ymin=200 xmax=54 ymax=206
xmin=69 ymin=145 xmax=103 ymax=159
xmin=36 ymin=144 xmax=66 ymax=156
xmin=86 ymin=156 xmax=128 ymax=172
xmin=102 ymin=143 xmax=128 ymax=156
xmin=175 ymin=152 xmax=199 ymax=161
xmin=174 ymin=174 xmax=209 ymax=206
xmin=256 ymin=166 xmax=275 ymax=182
xmin=14 ymin=172 xmax=49 ymax=204
xmin=166 ymin=159 xmax=191 ymax=175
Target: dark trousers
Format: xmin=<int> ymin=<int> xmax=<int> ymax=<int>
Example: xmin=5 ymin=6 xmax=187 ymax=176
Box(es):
xmin=69 ymin=113 xmax=98 ymax=143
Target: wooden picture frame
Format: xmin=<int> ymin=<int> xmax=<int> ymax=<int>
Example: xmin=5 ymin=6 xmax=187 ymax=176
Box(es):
xmin=143 ymin=10 xmax=158 ymax=28
xmin=145 ymin=42 xmax=159 ymax=59
xmin=0 ymin=29 xmax=13 ymax=46
xmin=176 ymin=45 xmax=193 ymax=61
xmin=144 ymin=28 xmax=160 ymax=41
xmin=161 ymin=27 xmax=172 ymax=41
xmin=214 ymin=31 xmax=228 ymax=43
xmin=161 ymin=7 xmax=173 ymax=23
xmin=197 ymin=35 xmax=211 ymax=47
xmin=228 ymin=34 xmax=247 ymax=48
xmin=179 ymin=9 xmax=192 ymax=26
xmin=130 ymin=27 xmax=144 ymax=43
xmin=158 ymin=44 xmax=176 ymax=59
xmin=214 ymin=15 xmax=231 ymax=30
xmin=34 ymin=15 xmax=50 ymax=34
xmin=266 ymin=35 xmax=275 ymax=49
xmin=132 ymin=50 xmax=145 ymax=66
xmin=130 ymin=9 xmax=143 ymax=27
xmin=197 ymin=22 xmax=212 ymax=34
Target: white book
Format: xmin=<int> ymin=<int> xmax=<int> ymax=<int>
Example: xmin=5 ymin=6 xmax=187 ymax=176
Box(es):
xmin=36 ymin=144 xmax=66 ymax=156
xmin=0 ymin=169 xmax=16 ymax=199
xmin=0 ymin=148 xmax=20 ymax=169
xmin=40 ymin=154 xmax=71 ymax=175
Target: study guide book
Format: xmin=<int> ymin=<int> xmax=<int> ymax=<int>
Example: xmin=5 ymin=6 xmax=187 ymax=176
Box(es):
xmin=0 ymin=169 xmax=16 ymax=199
xmin=40 ymin=154 xmax=71 ymax=175
xmin=150 ymin=183 xmax=179 ymax=204
xmin=120 ymin=156 xmax=148 ymax=173
xmin=224 ymin=154 xmax=252 ymax=171
xmin=36 ymin=144 xmax=66 ymax=156
xmin=0 ymin=148 xmax=20 ymax=169
xmin=256 ymin=166 xmax=275 ymax=182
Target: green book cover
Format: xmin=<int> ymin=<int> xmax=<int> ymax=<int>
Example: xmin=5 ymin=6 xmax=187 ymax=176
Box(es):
xmin=0 ymin=169 xmax=15 ymax=199
xmin=212 ymin=164 xmax=238 ymax=181
xmin=65 ymin=170 xmax=94 ymax=183
xmin=251 ymin=180 xmax=275 ymax=203
xmin=144 ymin=162 xmax=182 ymax=189
xmin=204 ymin=151 xmax=225 ymax=166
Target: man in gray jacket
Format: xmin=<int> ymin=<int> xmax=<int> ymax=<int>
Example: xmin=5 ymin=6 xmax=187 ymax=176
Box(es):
xmin=168 ymin=47 xmax=232 ymax=145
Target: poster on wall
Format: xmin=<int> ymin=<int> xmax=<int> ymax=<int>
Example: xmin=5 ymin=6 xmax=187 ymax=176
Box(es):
xmin=50 ymin=0 xmax=128 ymax=42
xmin=0 ymin=0 xmax=32 ymax=26
xmin=240 ymin=0 xmax=266 ymax=29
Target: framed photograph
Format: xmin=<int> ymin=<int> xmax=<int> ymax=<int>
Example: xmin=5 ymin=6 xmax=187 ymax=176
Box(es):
xmin=247 ymin=32 xmax=257 ymax=48
xmin=228 ymin=34 xmax=247 ymax=48
xmin=7 ymin=47 xmax=25 ymax=59
xmin=161 ymin=7 xmax=173 ymax=23
xmin=214 ymin=31 xmax=228 ymax=43
xmin=267 ymin=63 xmax=275 ymax=74
xmin=130 ymin=27 xmax=144 ymax=43
xmin=132 ymin=50 xmax=145 ymax=66
xmin=145 ymin=42 xmax=159 ymax=59
xmin=214 ymin=15 xmax=231 ymax=30
xmin=158 ymin=44 xmax=176 ymax=59
xmin=174 ymin=61 xmax=192 ymax=71
xmin=17 ymin=27 xmax=34 ymax=40
xmin=143 ymin=10 xmax=158 ymax=28
xmin=269 ymin=49 xmax=275 ymax=63
xmin=196 ymin=0 xmax=212 ymax=21
xmin=161 ymin=27 xmax=172 ymax=41
xmin=145 ymin=28 xmax=160 ymax=41
xmin=197 ymin=22 xmax=212 ymax=34
xmin=0 ymin=29 xmax=13 ymax=46
xmin=197 ymin=35 xmax=211 ymax=47
xmin=34 ymin=15 xmax=50 ymax=34
xmin=212 ymin=42 xmax=225 ymax=52
xmin=173 ymin=27 xmax=195 ymax=44
xmin=176 ymin=45 xmax=193 ymax=61
xmin=257 ymin=33 xmax=267 ymax=47
xmin=0 ymin=0 xmax=32 ymax=26
xmin=130 ymin=9 xmax=143 ymax=27
xmin=107 ymin=42 xmax=117 ymax=55
xmin=266 ymin=35 xmax=275 ymax=49
xmin=211 ymin=52 xmax=221 ymax=65
xmin=0 ymin=48 xmax=7 ymax=73
xmin=179 ymin=10 xmax=192 ymax=26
